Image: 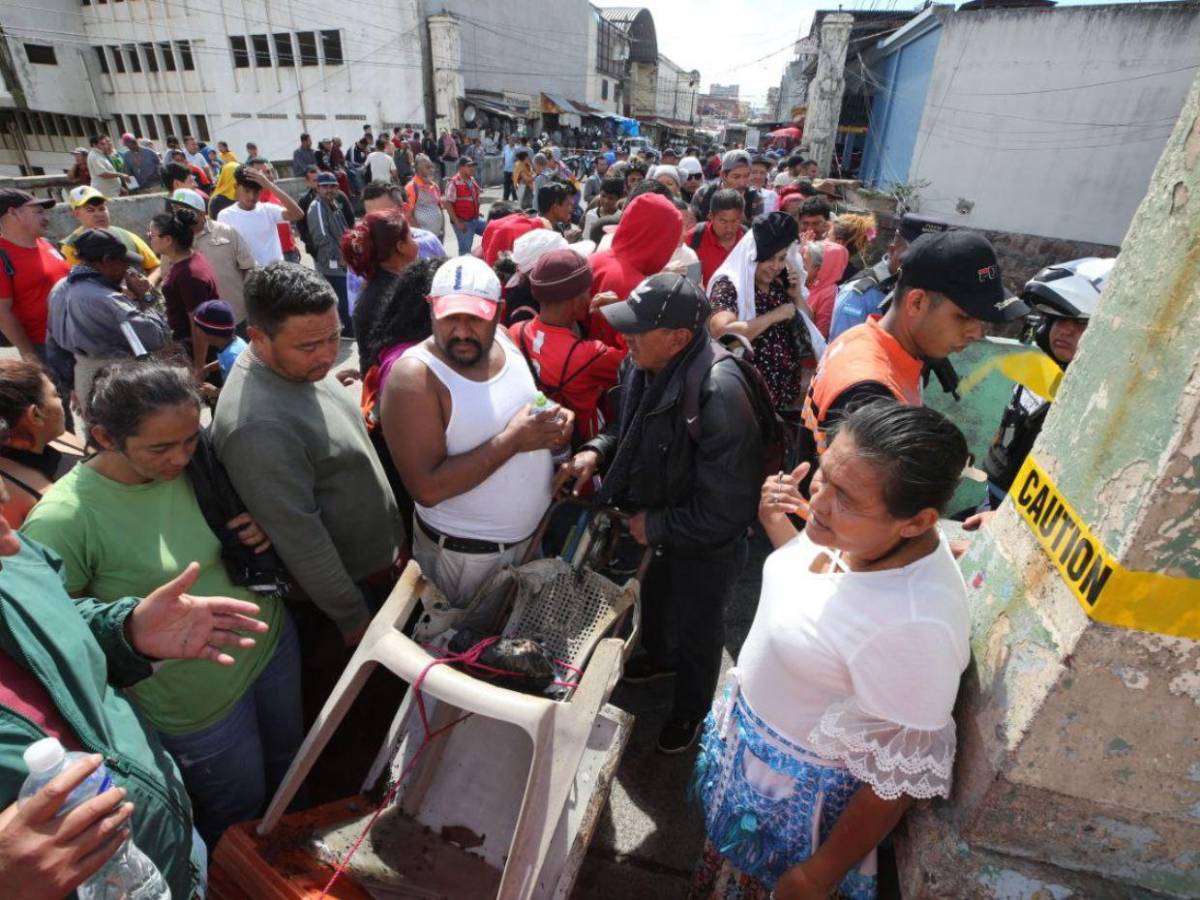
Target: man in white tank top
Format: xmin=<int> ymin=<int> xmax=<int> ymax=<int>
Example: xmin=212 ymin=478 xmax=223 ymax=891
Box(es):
xmin=382 ymin=256 xmax=574 ymax=610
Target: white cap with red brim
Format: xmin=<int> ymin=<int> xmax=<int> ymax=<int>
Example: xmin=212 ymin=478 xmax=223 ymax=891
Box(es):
xmin=428 ymin=255 xmax=503 ymax=320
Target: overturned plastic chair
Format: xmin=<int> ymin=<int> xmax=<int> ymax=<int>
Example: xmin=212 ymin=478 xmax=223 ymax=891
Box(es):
xmin=257 ymin=557 xmax=640 ymax=899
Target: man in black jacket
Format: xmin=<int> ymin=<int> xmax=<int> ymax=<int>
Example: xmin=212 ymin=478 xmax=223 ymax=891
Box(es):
xmin=557 ymin=273 xmax=764 ymax=753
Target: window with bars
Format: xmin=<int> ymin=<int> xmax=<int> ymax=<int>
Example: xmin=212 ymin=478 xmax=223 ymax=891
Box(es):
xmin=95 ymin=46 xmax=109 ymax=74
xmin=159 ymin=41 xmax=176 ymax=71
xmin=25 ymin=44 xmax=57 ymax=65
xmin=158 ymin=114 xmax=172 ymax=138
xmin=125 ymin=44 xmax=141 ymax=73
xmin=111 ymin=44 xmax=125 ymax=73
xmin=142 ymin=113 xmax=158 ymax=140
xmin=230 ymin=36 xmax=249 ymax=69
xmin=274 ymin=33 xmax=294 ymax=67
xmin=192 ymin=114 xmax=210 ymax=142
xmin=174 ymin=114 xmax=189 ymax=138
xmin=176 ymin=41 xmax=194 ymax=70
xmin=602 ymin=79 xmax=608 ymax=101
xmin=320 ymin=30 xmax=343 ymax=66
xmin=112 ymin=114 xmax=125 ymax=135
xmin=141 ymin=42 xmax=159 ymax=72
xmin=297 ymin=31 xmax=318 ymax=67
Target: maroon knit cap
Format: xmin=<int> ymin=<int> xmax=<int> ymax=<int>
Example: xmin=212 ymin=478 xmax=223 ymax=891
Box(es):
xmin=529 ymin=248 xmax=592 ymax=304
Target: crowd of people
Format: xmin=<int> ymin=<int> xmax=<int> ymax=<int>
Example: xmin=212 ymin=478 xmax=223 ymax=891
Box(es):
xmin=0 ymin=120 xmax=1109 ymax=900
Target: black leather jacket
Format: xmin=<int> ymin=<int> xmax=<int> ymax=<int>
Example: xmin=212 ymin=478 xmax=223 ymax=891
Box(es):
xmin=584 ymin=348 xmax=763 ymax=551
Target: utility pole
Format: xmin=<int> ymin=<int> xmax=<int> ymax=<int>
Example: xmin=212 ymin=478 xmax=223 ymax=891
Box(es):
xmin=898 ymin=72 xmax=1200 ymax=897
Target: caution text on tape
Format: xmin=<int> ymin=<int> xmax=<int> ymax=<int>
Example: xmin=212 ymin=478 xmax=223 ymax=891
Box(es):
xmin=1011 ymin=455 xmax=1200 ymax=639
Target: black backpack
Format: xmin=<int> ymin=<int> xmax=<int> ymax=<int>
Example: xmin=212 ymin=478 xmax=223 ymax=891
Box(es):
xmin=682 ymin=336 xmax=793 ymax=477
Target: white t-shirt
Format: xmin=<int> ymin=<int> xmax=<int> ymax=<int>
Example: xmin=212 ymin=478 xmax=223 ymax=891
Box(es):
xmin=736 ymin=530 xmax=969 ymax=799
xmin=87 ymin=150 xmax=121 ymax=197
xmin=366 ymin=151 xmax=395 ymax=184
xmin=217 ymin=202 xmax=287 ymax=266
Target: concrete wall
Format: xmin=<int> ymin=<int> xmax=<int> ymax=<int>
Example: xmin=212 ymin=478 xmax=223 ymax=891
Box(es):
xmin=905 ymin=4 xmax=1200 ymax=245
xmin=432 ymin=0 xmax=591 ymax=103
xmin=39 ymin=176 xmax=308 ymax=244
xmin=0 ymin=0 xmax=102 ymax=117
xmin=583 ymin=10 xmax=624 ymax=116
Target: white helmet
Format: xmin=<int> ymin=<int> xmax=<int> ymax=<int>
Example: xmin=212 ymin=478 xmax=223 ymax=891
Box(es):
xmin=1022 ymin=257 xmax=1115 ymax=320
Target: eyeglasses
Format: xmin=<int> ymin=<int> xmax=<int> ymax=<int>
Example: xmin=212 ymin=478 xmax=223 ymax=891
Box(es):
xmin=686 ymin=174 xmax=703 ymax=181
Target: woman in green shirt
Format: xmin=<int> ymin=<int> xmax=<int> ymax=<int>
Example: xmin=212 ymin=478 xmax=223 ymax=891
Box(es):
xmin=22 ymin=361 xmax=301 ymax=848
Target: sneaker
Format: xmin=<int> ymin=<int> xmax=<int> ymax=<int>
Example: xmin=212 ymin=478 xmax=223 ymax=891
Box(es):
xmin=657 ymin=717 xmax=703 ymax=754
xmin=621 ymin=656 xmax=677 ymax=684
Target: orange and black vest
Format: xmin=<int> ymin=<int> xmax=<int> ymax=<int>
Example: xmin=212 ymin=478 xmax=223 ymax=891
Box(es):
xmin=801 ymin=319 xmax=924 ymax=456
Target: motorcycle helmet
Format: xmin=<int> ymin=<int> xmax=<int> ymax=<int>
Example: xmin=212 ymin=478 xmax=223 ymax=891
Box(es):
xmin=1021 ymin=256 xmax=1114 ymax=358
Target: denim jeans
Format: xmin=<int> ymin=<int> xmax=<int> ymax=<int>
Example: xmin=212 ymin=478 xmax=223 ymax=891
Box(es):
xmin=159 ymin=611 xmax=304 ymax=849
xmin=452 ymin=217 xmax=487 ymax=256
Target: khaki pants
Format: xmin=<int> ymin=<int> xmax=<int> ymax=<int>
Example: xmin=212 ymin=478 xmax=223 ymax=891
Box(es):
xmin=411 ymin=521 xmax=531 ymax=611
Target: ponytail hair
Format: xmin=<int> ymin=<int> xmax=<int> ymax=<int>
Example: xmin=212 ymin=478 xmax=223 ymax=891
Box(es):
xmin=150 ymin=207 xmax=198 ymax=251
xmin=340 ymin=210 xmax=411 ymax=279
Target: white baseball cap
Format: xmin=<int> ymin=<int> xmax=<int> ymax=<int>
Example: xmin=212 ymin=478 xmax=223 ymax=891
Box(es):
xmin=429 ymin=255 xmax=502 ymax=320
xmin=678 ymin=156 xmax=703 ymax=179
xmin=168 ymin=188 xmax=207 ymax=213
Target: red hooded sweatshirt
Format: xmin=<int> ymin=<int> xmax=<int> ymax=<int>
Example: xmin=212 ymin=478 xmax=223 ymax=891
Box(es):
xmin=588 ymin=193 xmax=682 ymax=349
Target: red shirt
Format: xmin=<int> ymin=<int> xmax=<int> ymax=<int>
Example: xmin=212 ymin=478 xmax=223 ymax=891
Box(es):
xmin=690 ymin=223 xmax=745 ymax=289
xmin=0 ymin=237 xmax=70 ymax=345
xmin=508 ymin=318 xmax=625 ymax=441
xmin=0 ymin=647 xmax=80 ymax=750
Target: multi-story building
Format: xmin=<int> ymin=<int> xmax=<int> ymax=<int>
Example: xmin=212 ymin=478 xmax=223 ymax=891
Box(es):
xmin=0 ymin=0 xmax=616 ymax=176
xmin=708 ymin=83 xmax=739 ymax=99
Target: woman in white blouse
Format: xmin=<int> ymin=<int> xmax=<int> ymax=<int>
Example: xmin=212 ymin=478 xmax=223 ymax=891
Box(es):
xmin=691 ymin=400 xmax=971 ymax=899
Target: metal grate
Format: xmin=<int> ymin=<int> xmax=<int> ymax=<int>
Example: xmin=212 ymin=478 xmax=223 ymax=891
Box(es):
xmin=502 ymin=559 xmax=636 ymax=675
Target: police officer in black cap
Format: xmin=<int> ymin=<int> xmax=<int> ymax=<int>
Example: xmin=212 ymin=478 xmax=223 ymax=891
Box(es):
xmin=800 ymin=230 xmax=1029 ymax=465
xmin=827 ymin=213 xmax=949 ymax=341
xmin=556 ymin=272 xmax=765 ymax=754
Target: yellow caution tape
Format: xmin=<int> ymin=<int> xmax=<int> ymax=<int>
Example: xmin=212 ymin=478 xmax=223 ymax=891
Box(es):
xmin=1011 ymin=455 xmax=1200 ymax=639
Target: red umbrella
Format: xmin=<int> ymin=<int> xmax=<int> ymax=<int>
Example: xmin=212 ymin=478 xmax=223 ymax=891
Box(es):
xmin=768 ymin=126 xmax=802 ymax=139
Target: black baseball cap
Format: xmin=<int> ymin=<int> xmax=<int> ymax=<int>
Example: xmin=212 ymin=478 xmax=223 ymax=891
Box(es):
xmin=897 ymin=213 xmax=949 ymax=244
xmin=0 ymin=189 xmax=55 ymax=217
xmin=601 ymin=272 xmax=711 ymax=335
xmin=899 ymin=231 xmax=1029 ymax=322
xmin=73 ymin=228 xmax=141 ymax=266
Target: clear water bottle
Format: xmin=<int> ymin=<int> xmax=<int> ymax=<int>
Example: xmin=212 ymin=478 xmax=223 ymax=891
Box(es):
xmin=532 ymin=391 xmax=572 ymax=465
xmin=19 ymin=738 xmax=171 ymax=900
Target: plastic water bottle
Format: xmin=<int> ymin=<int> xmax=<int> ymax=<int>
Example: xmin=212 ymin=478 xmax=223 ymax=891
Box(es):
xmin=19 ymin=738 xmax=171 ymax=900
xmin=532 ymin=391 xmax=572 ymax=464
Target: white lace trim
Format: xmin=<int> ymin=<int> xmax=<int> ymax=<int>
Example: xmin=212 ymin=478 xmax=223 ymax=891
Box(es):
xmin=806 ymin=699 xmax=956 ymax=801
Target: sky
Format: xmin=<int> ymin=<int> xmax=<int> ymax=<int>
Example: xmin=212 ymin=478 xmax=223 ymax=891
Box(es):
xmin=593 ymin=0 xmax=1158 ymax=108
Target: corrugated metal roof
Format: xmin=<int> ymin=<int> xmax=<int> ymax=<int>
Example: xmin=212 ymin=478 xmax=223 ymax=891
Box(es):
xmin=599 ymin=7 xmax=644 ymax=26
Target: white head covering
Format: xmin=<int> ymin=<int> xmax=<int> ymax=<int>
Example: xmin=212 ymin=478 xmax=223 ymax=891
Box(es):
xmin=708 ymin=230 xmax=826 ymax=358
xmin=511 ymin=229 xmax=594 ymax=272
xmin=512 ymin=230 xmax=567 ymax=272
xmin=678 ymin=156 xmax=703 ymax=178
xmin=653 ymin=164 xmax=681 ymax=188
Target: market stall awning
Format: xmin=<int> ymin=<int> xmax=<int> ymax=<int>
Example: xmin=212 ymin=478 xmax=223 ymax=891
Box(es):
xmin=567 ymin=98 xmax=605 ymax=117
xmin=541 ymin=94 xmax=587 ymax=116
xmin=464 ymin=93 xmax=531 ymax=121
xmin=642 ymin=116 xmax=692 ymax=130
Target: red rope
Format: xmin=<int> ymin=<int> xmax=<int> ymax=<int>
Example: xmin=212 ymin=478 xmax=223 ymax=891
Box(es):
xmin=316 ymin=637 xmax=501 ymax=899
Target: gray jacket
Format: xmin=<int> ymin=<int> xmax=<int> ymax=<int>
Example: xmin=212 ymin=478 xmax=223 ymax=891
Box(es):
xmin=306 ymin=196 xmax=349 ymax=275
xmin=47 ymin=266 xmax=170 ymax=359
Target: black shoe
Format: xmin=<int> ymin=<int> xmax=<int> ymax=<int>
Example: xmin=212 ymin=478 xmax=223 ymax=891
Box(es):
xmin=657 ymin=717 xmax=702 ymax=754
xmin=621 ymin=656 xmax=677 ymax=684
